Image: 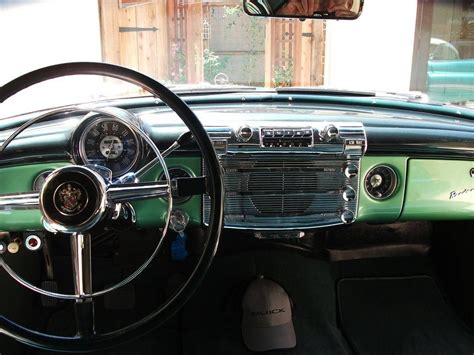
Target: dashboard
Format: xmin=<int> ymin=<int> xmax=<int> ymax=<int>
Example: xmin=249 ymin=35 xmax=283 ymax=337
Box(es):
xmin=1 ymin=93 xmax=474 ymax=234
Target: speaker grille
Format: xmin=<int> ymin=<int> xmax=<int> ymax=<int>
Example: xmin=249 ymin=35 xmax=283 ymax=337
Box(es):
xmin=203 ymin=154 xmax=359 ymax=229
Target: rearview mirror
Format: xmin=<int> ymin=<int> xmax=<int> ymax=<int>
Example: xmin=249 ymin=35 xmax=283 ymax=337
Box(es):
xmin=243 ymin=0 xmax=363 ymax=20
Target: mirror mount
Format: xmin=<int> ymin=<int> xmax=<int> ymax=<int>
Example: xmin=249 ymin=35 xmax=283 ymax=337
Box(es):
xmin=243 ymin=0 xmax=364 ymax=21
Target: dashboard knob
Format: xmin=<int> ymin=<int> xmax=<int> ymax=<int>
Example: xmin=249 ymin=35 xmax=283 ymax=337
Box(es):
xmin=341 ymin=210 xmax=355 ymax=224
xmin=342 ymin=187 xmax=356 ymax=202
xmin=237 ymin=126 xmax=253 ymax=142
xmin=344 ymin=164 xmax=358 ymax=178
xmin=323 ymin=125 xmax=338 ymax=141
xmin=7 ymin=240 xmax=20 ymax=254
xmin=25 ymin=235 xmax=42 ymax=251
xmin=0 ymin=241 xmax=6 ymax=254
xmin=170 ymin=209 xmax=190 ymax=233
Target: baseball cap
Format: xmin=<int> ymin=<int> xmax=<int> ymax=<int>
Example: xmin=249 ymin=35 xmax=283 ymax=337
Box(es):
xmin=241 ymin=276 xmax=296 ymax=352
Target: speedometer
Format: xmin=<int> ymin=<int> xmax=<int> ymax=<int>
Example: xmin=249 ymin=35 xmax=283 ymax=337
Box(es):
xmin=79 ymin=118 xmax=140 ymax=177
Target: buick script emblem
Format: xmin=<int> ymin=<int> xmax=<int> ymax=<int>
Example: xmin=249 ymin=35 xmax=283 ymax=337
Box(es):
xmin=54 ymin=182 xmax=87 ymax=215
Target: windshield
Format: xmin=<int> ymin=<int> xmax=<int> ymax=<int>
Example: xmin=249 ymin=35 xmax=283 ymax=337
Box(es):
xmin=0 ymin=0 xmax=473 ymax=116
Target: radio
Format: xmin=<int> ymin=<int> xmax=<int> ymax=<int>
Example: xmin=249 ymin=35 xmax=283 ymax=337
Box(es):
xmin=204 ymin=122 xmax=367 ymax=230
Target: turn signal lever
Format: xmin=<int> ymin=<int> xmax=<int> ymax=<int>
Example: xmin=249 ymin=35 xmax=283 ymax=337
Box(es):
xmin=135 ymin=131 xmax=194 ymax=179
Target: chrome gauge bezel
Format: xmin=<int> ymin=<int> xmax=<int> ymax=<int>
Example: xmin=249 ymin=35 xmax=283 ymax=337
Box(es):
xmin=77 ymin=116 xmax=142 ymax=177
xmin=32 ymin=170 xmax=54 ymax=191
xmin=158 ymin=166 xmax=195 ymax=204
xmin=364 ymin=165 xmax=398 ymax=200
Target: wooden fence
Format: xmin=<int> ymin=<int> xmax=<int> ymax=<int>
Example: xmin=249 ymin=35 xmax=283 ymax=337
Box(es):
xmin=99 ymin=0 xmax=325 ymax=86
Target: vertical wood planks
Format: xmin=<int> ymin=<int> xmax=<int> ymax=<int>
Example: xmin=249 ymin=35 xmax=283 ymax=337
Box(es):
xmin=185 ymin=3 xmax=203 ymax=83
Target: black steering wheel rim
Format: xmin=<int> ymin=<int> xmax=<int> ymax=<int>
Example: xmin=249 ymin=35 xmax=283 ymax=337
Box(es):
xmin=0 ymin=62 xmax=224 ymax=352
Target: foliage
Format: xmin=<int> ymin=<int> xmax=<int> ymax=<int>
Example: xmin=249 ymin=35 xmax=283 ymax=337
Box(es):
xmin=223 ymin=5 xmax=242 ymax=28
xmin=222 ymin=5 xmax=265 ymax=85
xmin=273 ymin=61 xmax=294 ymax=87
xmin=203 ymin=49 xmax=229 ymax=83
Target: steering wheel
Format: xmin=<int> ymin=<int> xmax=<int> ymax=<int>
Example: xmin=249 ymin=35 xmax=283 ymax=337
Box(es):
xmin=0 ymin=62 xmax=224 ymax=352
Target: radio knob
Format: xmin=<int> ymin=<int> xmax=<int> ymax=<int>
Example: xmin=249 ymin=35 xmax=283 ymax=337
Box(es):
xmin=237 ymin=126 xmax=253 ymax=142
xmin=323 ymin=125 xmax=339 ymax=141
xmin=341 ymin=210 xmax=355 ymax=224
xmin=343 ymin=187 xmax=356 ymax=202
xmin=344 ymin=164 xmax=358 ymax=178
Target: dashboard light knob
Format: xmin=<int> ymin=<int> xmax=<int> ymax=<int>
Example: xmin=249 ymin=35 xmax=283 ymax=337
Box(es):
xmin=343 ymin=187 xmax=356 ymax=202
xmin=341 ymin=210 xmax=355 ymax=224
xmin=345 ymin=164 xmax=358 ymax=178
xmin=0 ymin=241 xmax=6 ymax=254
xmin=7 ymin=240 xmax=20 ymax=254
xmin=25 ymin=235 xmax=42 ymax=251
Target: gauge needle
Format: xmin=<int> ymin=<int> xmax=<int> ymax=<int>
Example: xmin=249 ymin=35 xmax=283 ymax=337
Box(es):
xmin=106 ymin=140 xmax=115 ymax=160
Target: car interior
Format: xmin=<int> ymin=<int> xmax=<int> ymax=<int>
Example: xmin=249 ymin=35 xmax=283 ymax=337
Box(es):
xmin=1 ymin=0 xmax=474 ymax=354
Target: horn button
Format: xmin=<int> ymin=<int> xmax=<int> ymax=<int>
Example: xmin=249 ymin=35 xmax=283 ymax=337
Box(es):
xmin=40 ymin=166 xmax=107 ymax=233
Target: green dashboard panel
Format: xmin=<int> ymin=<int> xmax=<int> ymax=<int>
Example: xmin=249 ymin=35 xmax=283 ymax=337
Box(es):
xmin=0 ymin=157 xmax=202 ymax=231
xmin=2 ymin=156 xmax=474 ymax=231
xmin=132 ymin=157 xmax=202 ymax=228
xmin=357 ymin=156 xmax=409 ymax=223
xmin=0 ymin=162 xmax=71 ymax=231
xmin=400 ymin=159 xmax=474 ymax=220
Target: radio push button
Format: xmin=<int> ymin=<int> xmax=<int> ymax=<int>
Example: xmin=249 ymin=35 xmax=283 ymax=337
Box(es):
xmin=284 ymin=129 xmax=294 ymax=137
xmin=263 ymin=129 xmax=273 ymax=138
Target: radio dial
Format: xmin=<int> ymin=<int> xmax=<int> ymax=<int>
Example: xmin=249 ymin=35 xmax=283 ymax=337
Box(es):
xmin=344 ymin=164 xmax=358 ymax=178
xmin=341 ymin=210 xmax=355 ymax=224
xmin=343 ymin=187 xmax=356 ymax=202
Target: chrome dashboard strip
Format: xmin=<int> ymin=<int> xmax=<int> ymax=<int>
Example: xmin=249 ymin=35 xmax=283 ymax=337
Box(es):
xmin=0 ymin=192 xmax=39 ymax=210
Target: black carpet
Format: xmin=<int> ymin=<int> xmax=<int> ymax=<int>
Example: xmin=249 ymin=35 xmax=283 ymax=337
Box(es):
xmin=338 ymin=276 xmax=474 ymax=355
xmin=181 ymin=251 xmax=351 ymax=355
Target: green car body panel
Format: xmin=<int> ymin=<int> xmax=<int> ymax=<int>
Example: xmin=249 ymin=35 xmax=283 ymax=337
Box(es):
xmin=427 ymin=59 xmax=474 ymax=103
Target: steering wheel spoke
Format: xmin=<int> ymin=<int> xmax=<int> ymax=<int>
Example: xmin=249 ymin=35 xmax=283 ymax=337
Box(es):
xmin=107 ymin=181 xmax=170 ymax=203
xmin=70 ymin=233 xmax=96 ymax=337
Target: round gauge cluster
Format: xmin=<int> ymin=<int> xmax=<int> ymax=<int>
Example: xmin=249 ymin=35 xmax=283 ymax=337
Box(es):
xmin=79 ymin=118 xmax=140 ymax=177
xmin=364 ymin=165 xmax=398 ymax=200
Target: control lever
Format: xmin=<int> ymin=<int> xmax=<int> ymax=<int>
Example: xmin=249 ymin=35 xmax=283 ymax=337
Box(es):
xmin=135 ymin=131 xmax=194 ymax=179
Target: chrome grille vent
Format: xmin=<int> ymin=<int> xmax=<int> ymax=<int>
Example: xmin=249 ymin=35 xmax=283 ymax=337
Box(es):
xmin=203 ymin=155 xmax=360 ymax=229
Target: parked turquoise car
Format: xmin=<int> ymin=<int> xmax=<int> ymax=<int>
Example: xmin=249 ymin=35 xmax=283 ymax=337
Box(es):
xmin=427 ymin=39 xmax=474 ymax=103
